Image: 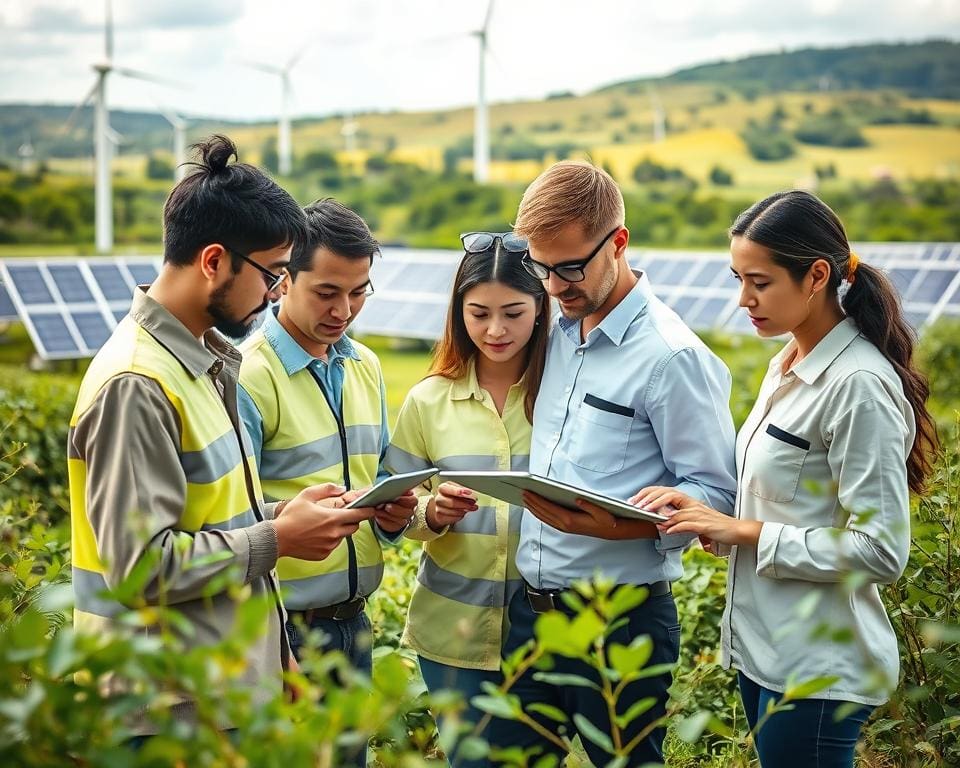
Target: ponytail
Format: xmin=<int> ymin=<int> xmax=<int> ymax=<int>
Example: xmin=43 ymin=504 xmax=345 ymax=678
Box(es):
xmin=731 ymin=190 xmax=937 ymax=493
xmin=841 ymin=262 xmax=936 ymax=493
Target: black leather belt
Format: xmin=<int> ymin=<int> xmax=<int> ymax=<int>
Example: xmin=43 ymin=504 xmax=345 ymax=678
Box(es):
xmin=524 ymin=580 xmax=671 ymax=614
xmin=294 ymin=596 xmax=367 ymax=623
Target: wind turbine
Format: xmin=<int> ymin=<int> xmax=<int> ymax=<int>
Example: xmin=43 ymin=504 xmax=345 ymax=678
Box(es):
xmin=66 ymin=0 xmax=178 ymax=253
xmin=648 ymin=84 xmax=667 ymax=143
xmin=471 ymin=0 xmax=495 ymax=183
xmin=246 ymin=42 xmax=312 ymax=176
xmin=157 ymin=106 xmax=188 ymax=182
xmin=341 ymin=111 xmax=359 ymax=152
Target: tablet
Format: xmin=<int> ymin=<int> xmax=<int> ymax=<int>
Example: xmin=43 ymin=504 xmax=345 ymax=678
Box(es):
xmin=345 ymin=468 xmax=439 ymax=509
xmin=438 ymin=470 xmax=668 ymax=523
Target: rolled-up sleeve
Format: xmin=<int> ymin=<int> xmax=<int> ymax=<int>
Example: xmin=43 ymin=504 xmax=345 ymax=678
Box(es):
xmin=646 ymin=346 xmax=738 ymax=551
xmin=756 ymin=373 xmax=912 ymax=584
xmin=74 ymin=374 xmax=277 ymax=606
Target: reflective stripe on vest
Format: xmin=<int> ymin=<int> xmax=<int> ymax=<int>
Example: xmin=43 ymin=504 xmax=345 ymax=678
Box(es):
xmin=69 ymin=318 xmax=262 ymax=626
xmin=239 ymin=331 xmax=384 ymax=610
xmin=384 ymin=364 xmax=531 ymax=670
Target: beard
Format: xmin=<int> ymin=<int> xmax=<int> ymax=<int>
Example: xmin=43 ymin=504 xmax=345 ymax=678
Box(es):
xmin=207 ymin=280 xmax=270 ymax=340
xmin=556 ymin=267 xmax=617 ymax=320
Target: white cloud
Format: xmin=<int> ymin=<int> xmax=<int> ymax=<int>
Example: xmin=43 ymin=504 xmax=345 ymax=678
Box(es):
xmin=0 ymin=0 xmax=957 ymax=120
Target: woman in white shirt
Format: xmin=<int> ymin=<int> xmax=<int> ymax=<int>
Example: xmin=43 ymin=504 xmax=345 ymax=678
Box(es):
xmin=635 ymin=190 xmax=936 ymax=768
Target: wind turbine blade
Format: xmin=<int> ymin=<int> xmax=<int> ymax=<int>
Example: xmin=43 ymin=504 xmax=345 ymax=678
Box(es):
xmin=114 ymin=67 xmax=184 ymax=87
xmin=244 ymin=60 xmax=284 ymax=76
xmin=483 ymin=0 xmax=495 ymax=34
xmin=285 ymin=40 xmax=312 ymax=72
xmin=105 ymin=125 xmax=124 ymax=146
xmin=105 ymin=0 xmax=114 ymax=61
xmin=62 ymin=81 xmax=99 ymax=134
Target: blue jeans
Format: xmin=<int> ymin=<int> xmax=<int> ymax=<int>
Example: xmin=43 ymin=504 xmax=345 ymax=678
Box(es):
xmin=738 ymin=671 xmax=874 ymax=768
xmin=285 ymin=610 xmax=373 ymax=676
xmin=488 ymin=587 xmax=680 ymax=767
xmin=418 ymin=656 xmax=503 ymax=768
xmin=286 ymin=610 xmax=373 ymax=766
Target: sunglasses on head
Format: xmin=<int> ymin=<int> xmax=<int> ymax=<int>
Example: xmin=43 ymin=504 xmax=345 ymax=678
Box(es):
xmin=460 ymin=231 xmax=529 ymax=256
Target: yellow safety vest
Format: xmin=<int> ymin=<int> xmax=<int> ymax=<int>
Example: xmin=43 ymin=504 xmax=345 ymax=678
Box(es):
xmin=239 ymin=331 xmax=385 ymax=610
xmin=384 ymin=359 xmax=530 ymax=671
xmin=69 ymin=318 xmax=265 ymax=634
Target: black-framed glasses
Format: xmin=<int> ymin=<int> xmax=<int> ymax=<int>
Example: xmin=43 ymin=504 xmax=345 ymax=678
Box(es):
xmin=460 ymin=231 xmax=529 ymax=255
xmin=226 ymin=246 xmax=287 ymax=291
xmin=520 ymin=226 xmax=621 ymax=283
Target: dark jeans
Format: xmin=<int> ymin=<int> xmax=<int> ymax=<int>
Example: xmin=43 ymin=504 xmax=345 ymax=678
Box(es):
xmin=286 ymin=610 xmax=373 ymax=766
xmin=738 ymin=671 xmax=874 ymax=768
xmin=419 ymin=656 xmax=503 ymax=768
xmin=285 ymin=609 xmax=373 ymax=676
xmin=488 ymin=586 xmax=680 ymax=767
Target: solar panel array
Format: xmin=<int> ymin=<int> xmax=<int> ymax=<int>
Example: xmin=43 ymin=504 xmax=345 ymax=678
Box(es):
xmin=0 ymin=257 xmax=160 ymax=359
xmin=1 ymin=243 xmax=959 ymax=360
xmin=358 ymin=242 xmax=960 ymax=340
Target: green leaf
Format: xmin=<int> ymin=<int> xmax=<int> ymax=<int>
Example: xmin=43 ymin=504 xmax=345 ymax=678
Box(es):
xmin=455 ymin=736 xmax=489 ymax=761
xmin=573 ymin=713 xmax=614 ymax=754
xmin=527 ymin=702 xmax=569 ymax=723
xmin=472 ymin=694 xmax=522 ymax=720
xmin=532 ymin=672 xmax=600 ymax=691
xmin=608 ymin=636 xmax=653 ymax=680
xmin=615 ymin=696 xmax=656 ymax=729
xmin=674 ymin=710 xmax=712 ymax=743
xmin=783 ymin=675 xmax=841 ymax=701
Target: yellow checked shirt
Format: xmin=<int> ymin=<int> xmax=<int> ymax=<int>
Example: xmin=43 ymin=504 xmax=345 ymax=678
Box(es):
xmin=384 ymin=359 xmax=530 ymax=671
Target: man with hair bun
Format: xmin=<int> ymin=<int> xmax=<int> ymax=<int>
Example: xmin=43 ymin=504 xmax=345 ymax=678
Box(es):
xmin=488 ymin=161 xmax=738 ymax=766
xmin=68 ymin=135 xmax=373 ymax=735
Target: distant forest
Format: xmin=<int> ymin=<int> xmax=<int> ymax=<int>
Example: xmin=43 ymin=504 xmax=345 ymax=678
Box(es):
xmin=606 ymin=40 xmax=960 ymax=98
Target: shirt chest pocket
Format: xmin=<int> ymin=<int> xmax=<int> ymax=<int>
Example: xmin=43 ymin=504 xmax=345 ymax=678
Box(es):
xmin=568 ymin=394 xmax=634 ymax=473
xmin=746 ymin=423 xmax=810 ymax=503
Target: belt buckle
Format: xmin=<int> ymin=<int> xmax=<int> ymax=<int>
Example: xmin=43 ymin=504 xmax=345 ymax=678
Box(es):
xmin=332 ymin=596 xmax=364 ymax=621
xmin=526 ymin=588 xmax=559 ymax=614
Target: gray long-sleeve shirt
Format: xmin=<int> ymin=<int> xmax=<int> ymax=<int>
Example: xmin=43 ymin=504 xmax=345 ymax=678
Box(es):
xmin=70 ymin=288 xmax=288 ymax=732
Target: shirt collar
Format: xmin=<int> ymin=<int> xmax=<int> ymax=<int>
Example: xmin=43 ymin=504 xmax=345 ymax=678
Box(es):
xmin=557 ymin=269 xmax=652 ymax=347
xmin=261 ymin=306 xmax=361 ymax=376
xmin=450 ymin=356 xmax=484 ymax=401
xmin=130 ymin=286 xmax=234 ymax=379
xmin=772 ymin=317 xmax=861 ymax=385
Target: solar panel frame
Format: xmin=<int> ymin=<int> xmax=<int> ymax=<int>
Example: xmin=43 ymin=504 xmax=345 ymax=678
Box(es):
xmin=0 ymin=256 xmax=162 ymax=360
xmin=2 ymin=246 xmax=960 ymax=358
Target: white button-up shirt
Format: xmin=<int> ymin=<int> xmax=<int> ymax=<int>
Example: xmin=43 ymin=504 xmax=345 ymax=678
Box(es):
xmin=722 ymin=318 xmax=915 ymax=706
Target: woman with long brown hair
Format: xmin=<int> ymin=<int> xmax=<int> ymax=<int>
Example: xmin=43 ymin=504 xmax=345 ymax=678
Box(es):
xmin=384 ymin=232 xmax=549 ymax=767
xmin=635 ymin=190 xmax=936 ymax=768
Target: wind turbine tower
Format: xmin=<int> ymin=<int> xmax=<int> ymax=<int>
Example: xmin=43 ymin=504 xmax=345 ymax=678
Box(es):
xmin=472 ymin=0 xmax=494 ymax=184
xmin=247 ymin=43 xmax=311 ymax=176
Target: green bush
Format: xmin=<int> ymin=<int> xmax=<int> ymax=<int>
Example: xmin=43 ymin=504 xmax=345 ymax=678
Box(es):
xmin=740 ymin=120 xmax=795 ymax=161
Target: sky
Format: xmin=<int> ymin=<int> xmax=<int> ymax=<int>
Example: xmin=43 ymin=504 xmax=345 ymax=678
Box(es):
xmin=1 ymin=0 xmax=958 ymax=122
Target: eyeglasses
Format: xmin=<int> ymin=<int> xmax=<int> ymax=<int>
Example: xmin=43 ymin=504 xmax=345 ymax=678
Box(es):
xmin=460 ymin=231 xmax=530 ymax=256
xmin=226 ymin=246 xmax=287 ymax=292
xmin=520 ymin=226 xmax=621 ymax=283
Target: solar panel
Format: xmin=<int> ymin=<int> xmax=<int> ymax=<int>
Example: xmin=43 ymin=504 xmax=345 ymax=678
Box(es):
xmin=0 ymin=256 xmax=161 ymax=360
xmin=89 ymin=264 xmax=134 ymax=301
xmin=0 ymin=282 xmax=17 ymax=322
xmin=6 ymin=264 xmax=54 ymax=304
xmin=2 ymin=246 xmax=959 ymax=358
xmin=27 ymin=311 xmax=81 ymax=356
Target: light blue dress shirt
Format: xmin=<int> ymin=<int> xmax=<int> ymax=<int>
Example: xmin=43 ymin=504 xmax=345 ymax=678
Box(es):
xmin=237 ymin=307 xmax=391 ymax=482
xmin=517 ymin=271 xmax=738 ymax=589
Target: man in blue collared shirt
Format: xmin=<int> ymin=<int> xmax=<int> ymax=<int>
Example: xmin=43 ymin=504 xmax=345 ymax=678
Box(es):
xmin=237 ymin=200 xmax=414 ymax=767
xmin=488 ymin=162 xmax=737 ymax=766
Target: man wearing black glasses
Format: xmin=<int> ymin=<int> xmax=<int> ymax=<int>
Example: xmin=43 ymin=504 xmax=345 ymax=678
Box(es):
xmin=486 ymin=162 xmax=738 ymax=766
xmin=238 ymin=198 xmax=415 ymax=764
xmin=67 ymin=136 xmax=376 ymax=739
